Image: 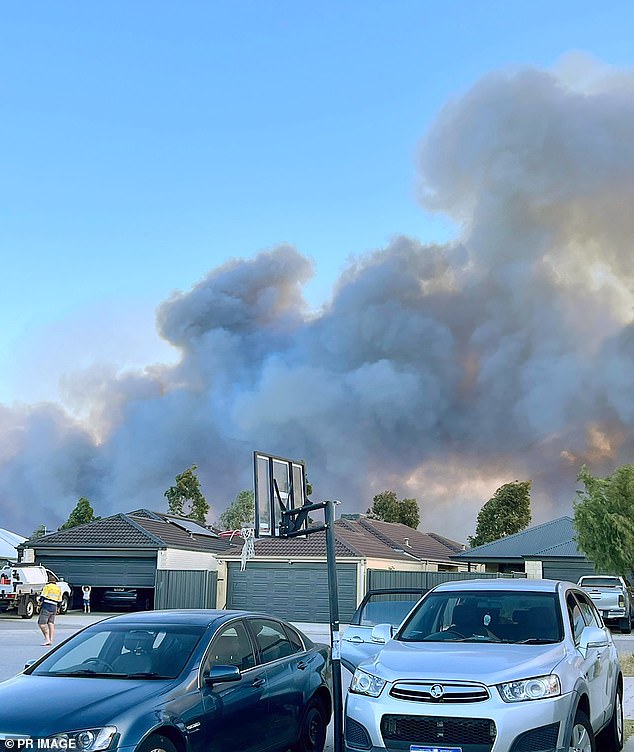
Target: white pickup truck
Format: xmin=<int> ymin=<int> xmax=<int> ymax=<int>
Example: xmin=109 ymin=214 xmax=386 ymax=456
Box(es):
xmin=577 ymin=575 xmax=633 ymax=633
xmin=0 ymin=564 xmax=72 ymax=619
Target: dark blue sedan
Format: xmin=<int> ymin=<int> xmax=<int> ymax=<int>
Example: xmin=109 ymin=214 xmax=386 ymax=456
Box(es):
xmin=0 ymin=610 xmax=332 ymax=752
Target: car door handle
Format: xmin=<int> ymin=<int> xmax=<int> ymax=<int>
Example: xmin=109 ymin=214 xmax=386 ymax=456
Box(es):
xmin=252 ymin=677 xmax=266 ymax=688
xmin=347 ymin=637 xmax=364 ymax=643
xmin=297 ymin=661 xmax=308 ymax=670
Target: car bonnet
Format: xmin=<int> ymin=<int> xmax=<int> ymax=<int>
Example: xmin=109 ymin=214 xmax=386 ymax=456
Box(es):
xmin=361 ymin=639 xmax=566 ymax=686
xmin=0 ymin=673 xmax=176 ymax=736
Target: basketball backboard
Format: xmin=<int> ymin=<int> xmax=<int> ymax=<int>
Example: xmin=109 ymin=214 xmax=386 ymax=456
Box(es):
xmin=253 ymin=451 xmax=308 ymax=538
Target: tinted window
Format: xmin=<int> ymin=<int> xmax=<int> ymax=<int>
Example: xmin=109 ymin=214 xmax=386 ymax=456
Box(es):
xmin=398 ymin=590 xmax=563 ymax=644
xmin=205 ymin=621 xmax=256 ymax=672
xmin=250 ymin=619 xmax=294 ymax=662
xmin=580 ymin=577 xmax=620 ymax=588
xmin=283 ymin=625 xmax=305 ymax=653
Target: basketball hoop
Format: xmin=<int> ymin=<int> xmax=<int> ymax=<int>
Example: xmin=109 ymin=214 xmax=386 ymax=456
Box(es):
xmin=240 ymin=526 xmax=255 ymax=571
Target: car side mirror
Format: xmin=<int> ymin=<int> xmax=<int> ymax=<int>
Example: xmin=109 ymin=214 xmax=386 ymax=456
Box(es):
xmin=370 ymin=624 xmax=394 ymax=644
xmin=24 ymin=660 xmax=36 ymax=670
xmin=204 ymin=664 xmax=241 ymax=686
xmin=578 ymin=625 xmax=609 ymax=653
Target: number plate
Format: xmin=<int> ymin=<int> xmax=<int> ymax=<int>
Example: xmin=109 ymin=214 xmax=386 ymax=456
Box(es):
xmin=410 ymin=747 xmax=461 ymax=752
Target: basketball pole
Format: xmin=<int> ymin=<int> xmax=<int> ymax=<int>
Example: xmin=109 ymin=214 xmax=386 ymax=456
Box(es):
xmin=279 ymin=498 xmax=344 ymax=752
xmin=325 ymin=497 xmax=344 ymax=752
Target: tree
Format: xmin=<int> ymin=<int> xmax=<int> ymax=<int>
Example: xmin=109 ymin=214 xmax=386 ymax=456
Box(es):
xmin=574 ymin=464 xmax=634 ymax=578
xmin=164 ymin=464 xmax=210 ymax=525
xmin=28 ymin=524 xmax=48 ymax=540
xmin=468 ymin=481 xmax=532 ymax=548
xmin=367 ymin=490 xmax=420 ymax=529
xmin=59 ymin=497 xmax=98 ymax=530
xmin=219 ymin=490 xmax=255 ymax=531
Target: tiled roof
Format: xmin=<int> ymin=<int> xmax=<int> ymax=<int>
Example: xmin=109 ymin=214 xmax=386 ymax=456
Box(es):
xmin=451 ymin=517 xmax=577 ymax=562
xmin=24 ymin=515 xmax=161 ymax=548
xmin=22 ymin=509 xmax=233 ymax=553
xmin=217 ymin=518 xmax=464 ymax=563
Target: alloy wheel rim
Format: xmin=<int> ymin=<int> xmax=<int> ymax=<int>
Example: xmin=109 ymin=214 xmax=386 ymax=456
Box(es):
xmin=570 ymin=722 xmax=592 ymax=752
xmin=617 ymin=693 xmax=624 ymax=743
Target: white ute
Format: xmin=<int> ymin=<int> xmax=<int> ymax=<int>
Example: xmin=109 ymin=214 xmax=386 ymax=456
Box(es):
xmin=0 ymin=564 xmax=72 ymax=618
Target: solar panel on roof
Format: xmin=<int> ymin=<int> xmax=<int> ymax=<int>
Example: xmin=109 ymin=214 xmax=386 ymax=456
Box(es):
xmin=167 ymin=517 xmax=219 ymax=538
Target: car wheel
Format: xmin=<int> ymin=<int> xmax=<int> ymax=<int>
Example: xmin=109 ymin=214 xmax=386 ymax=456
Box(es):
xmin=135 ymin=734 xmax=177 ymax=752
xmin=570 ymin=710 xmax=596 ymax=752
xmin=59 ymin=595 xmax=69 ymax=615
xmin=620 ymin=618 xmax=631 ymax=634
xmin=21 ymin=598 xmax=35 ymax=619
xmin=599 ymin=685 xmax=624 ymax=752
xmin=291 ymin=697 xmax=328 ymax=752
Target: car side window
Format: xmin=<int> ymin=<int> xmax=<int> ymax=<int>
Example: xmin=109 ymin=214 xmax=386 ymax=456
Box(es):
xmin=205 ymin=621 xmax=256 ymax=672
xmin=576 ymin=592 xmax=602 ymax=629
xmin=567 ymin=593 xmax=586 ymax=643
xmin=283 ymin=624 xmax=305 ymax=653
xmin=250 ymin=619 xmax=295 ymax=662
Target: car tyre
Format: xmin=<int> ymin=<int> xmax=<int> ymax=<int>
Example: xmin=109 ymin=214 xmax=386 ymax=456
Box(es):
xmin=59 ymin=595 xmax=69 ymax=615
xmin=620 ymin=618 xmax=631 ymax=634
xmin=291 ymin=696 xmax=327 ymax=752
xmin=135 ymin=734 xmax=177 ymax=752
xmin=21 ymin=597 xmax=36 ymax=619
xmin=599 ymin=685 xmax=624 ymax=752
xmin=570 ymin=709 xmax=596 ymax=752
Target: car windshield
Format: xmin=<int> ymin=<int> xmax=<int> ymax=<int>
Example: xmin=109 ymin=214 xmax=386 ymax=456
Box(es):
xmin=353 ymin=593 xmax=423 ymax=627
xmin=30 ymin=624 xmax=206 ymax=679
xmin=398 ymin=591 xmax=563 ymax=644
xmin=580 ymin=577 xmax=620 ymax=588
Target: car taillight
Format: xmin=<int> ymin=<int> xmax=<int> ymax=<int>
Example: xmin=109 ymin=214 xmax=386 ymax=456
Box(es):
xmin=619 ymin=595 xmax=625 ymax=607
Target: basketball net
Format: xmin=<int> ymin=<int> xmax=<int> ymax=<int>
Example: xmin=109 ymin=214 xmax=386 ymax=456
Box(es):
xmin=240 ymin=526 xmax=255 ymax=571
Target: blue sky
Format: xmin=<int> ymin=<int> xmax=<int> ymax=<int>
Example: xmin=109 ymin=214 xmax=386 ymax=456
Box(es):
xmin=2 ymin=0 xmax=633 ymax=405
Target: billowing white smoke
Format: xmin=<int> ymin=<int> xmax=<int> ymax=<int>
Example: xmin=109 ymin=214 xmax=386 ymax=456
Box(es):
xmin=1 ymin=56 xmax=633 ymax=539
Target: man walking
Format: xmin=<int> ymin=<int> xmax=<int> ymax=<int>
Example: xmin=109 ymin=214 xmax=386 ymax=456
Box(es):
xmin=38 ymin=580 xmax=62 ymax=646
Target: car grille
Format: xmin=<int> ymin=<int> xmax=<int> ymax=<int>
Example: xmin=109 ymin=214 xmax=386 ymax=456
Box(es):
xmin=381 ymin=714 xmax=497 ymax=751
xmin=390 ymin=680 xmax=489 ymax=703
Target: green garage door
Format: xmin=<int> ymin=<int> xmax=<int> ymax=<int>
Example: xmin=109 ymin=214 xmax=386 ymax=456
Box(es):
xmin=226 ymin=561 xmax=358 ymax=622
xmin=542 ymin=559 xmax=600 ymax=584
xmin=34 ymin=553 xmax=157 ymax=588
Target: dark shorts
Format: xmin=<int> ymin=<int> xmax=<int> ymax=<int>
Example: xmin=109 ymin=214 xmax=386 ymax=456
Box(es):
xmin=38 ymin=604 xmax=57 ymax=625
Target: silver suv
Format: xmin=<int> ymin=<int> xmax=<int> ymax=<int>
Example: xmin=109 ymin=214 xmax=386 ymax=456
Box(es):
xmin=345 ymin=579 xmax=623 ymax=752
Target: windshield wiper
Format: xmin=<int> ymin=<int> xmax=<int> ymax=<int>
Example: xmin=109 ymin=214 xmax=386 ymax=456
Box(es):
xmin=517 ymin=638 xmax=556 ymax=644
xmin=122 ymin=672 xmax=168 ymax=679
xmin=47 ymin=670 xmax=128 ymax=677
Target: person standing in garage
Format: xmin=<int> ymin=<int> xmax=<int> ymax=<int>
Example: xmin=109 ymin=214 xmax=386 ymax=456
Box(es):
xmin=82 ymin=585 xmax=92 ymax=613
xmin=38 ymin=580 xmax=62 ymax=646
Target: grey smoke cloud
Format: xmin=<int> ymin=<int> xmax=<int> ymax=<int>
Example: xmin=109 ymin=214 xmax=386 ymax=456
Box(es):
xmin=1 ymin=57 xmax=633 ymax=540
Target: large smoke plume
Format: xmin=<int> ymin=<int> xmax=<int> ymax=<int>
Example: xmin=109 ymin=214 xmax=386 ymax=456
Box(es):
xmin=2 ymin=57 xmax=633 ymax=540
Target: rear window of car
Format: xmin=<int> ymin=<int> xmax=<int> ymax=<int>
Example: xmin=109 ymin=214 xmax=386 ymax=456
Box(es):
xmin=579 ymin=577 xmax=621 ymax=588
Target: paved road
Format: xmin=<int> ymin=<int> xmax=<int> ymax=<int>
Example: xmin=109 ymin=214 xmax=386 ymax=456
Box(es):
xmin=2 ymin=612 xmax=633 ymax=751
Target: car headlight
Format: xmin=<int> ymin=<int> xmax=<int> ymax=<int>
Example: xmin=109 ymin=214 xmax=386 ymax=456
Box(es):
xmin=47 ymin=727 xmax=117 ymax=751
xmin=350 ymin=668 xmax=387 ymax=697
xmin=497 ymin=675 xmax=561 ymax=703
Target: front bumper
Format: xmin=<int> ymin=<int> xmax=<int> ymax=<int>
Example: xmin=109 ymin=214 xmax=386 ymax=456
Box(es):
xmin=345 ymin=685 xmax=574 ymax=752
